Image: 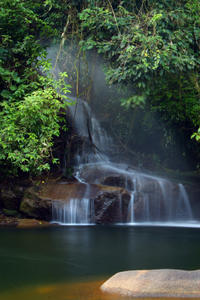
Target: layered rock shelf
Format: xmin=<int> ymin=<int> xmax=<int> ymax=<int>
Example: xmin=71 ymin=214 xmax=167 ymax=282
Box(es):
xmin=20 ymin=182 xmax=131 ymax=224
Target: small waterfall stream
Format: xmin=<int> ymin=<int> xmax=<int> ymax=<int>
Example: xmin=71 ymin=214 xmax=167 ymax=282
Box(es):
xmin=52 ymin=198 xmax=91 ymax=225
xmin=52 ymin=184 xmax=94 ymax=225
xmin=128 ymin=192 xmax=135 ymax=223
xmin=52 ymin=98 xmax=194 ymax=225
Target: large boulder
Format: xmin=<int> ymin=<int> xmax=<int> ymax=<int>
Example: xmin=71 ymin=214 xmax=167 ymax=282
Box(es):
xmin=0 ymin=179 xmax=31 ymax=213
xmin=101 ymin=269 xmax=200 ymax=298
xmin=20 ymin=186 xmax=52 ymax=221
xmin=94 ymin=189 xmax=130 ymax=223
xmin=0 ymin=186 xmax=24 ymax=210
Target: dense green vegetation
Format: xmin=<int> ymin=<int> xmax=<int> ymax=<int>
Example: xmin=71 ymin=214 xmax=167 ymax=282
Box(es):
xmin=1 ymin=0 xmax=200 ymax=177
xmin=0 ymin=0 xmax=71 ymax=176
xmin=77 ymin=0 xmax=200 ymax=170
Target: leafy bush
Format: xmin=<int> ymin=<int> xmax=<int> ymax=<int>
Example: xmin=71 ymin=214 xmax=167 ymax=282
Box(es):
xmin=0 ymin=0 xmax=74 ymax=177
xmin=0 ymin=72 xmax=72 ymax=175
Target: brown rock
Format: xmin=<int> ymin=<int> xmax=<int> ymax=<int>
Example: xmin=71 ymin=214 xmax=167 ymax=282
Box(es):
xmin=101 ymin=269 xmax=200 ymax=298
xmin=0 ymin=187 xmax=23 ymax=210
xmin=17 ymin=219 xmax=51 ymax=228
xmin=20 ymin=182 xmax=131 ymax=223
xmin=40 ymin=182 xmax=131 ymax=224
xmin=20 ymin=186 xmax=52 ymax=220
xmin=0 ymin=213 xmax=52 ymax=228
xmin=40 ymin=182 xmax=90 ymax=201
xmin=94 ymin=189 xmax=130 ymax=224
xmin=101 ymin=175 xmax=133 ymax=190
xmin=0 ymin=213 xmax=18 ymax=227
xmin=39 ymin=182 xmax=127 ymax=201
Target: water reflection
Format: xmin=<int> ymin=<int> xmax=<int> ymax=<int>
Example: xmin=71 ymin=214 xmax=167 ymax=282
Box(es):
xmin=0 ymin=279 xmax=196 ymax=300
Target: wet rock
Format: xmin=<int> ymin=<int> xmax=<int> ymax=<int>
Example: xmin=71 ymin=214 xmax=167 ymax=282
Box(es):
xmin=101 ymin=175 xmax=133 ymax=190
xmin=0 ymin=213 xmax=52 ymax=228
xmin=77 ymin=164 xmax=111 ymax=184
xmin=0 ymin=213 xmax=18 ymax=227
xmin=39 ymin=182 xmax=90 ymax=201
xmin=101 ymin=269 xmax=200 ymax=298
xmin=136 ymin=177 xmax=162 ymax=194
xmin=21 ymin=182 xmax=131 ymax=224
xmin=94 ymin=189 xmax=130 ymax=224
xmin=20 ymin=186 xmax=52 ymax=221
xmin=0 ymin=186 xmax=24 ymax=210
xmin=17 ymin=218 xmax=51 ymax=228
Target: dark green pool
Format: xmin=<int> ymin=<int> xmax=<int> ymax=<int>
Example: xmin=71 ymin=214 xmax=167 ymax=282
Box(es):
xmin=0 ymin=225 xmax=200 ymax=297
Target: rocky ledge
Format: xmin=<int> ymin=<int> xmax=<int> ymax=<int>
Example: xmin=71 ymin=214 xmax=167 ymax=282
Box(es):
xmin=101 ymin=269 xmax=200 ymax=298
xmin=20 ymin=182 xmax=131 ymax=223
xmin=0 ymin=180 xmax=131 ymax=225
xmin=0 ymin=213 xmax=51 ymax=228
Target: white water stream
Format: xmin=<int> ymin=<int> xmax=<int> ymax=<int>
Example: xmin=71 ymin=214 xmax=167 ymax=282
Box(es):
xmin=52 ymin=99 xmax=195 ymax=226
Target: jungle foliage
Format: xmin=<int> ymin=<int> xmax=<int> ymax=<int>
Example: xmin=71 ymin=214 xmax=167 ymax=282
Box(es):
xmin=59 ymin=0 xmax=200 ymax=171
xmin=1 ymin=0 xmax=200 ymax=176
xmin=50 ymin=0 xmax=200 ymax=171
xmin=78 ymin=1 xmax=200 ymax=135
xmin=0 ymin=0 xmax=71 ymax=176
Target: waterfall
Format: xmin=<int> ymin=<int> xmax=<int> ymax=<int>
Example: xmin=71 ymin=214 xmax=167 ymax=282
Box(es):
xmin=124 ymin=175 xmax=193 ymax=223
xmin=69 ymin=99 xmax=112 ymax=165
xmin=52 ymin=198 xmax=92 ymax=225
xmin=52 ymin=184 xmax=94 ymax=225
xmin=52 ymin=98 xmax=194 ymax=225
xmin=177 ymin=184 xmax=193 ymax=220
xmin=127 ymin=192 xmax=135 ymax=223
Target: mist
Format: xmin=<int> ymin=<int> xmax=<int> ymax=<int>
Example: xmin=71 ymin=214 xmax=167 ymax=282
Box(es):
xmin=47 ymin=42 xmax=193 ymax=175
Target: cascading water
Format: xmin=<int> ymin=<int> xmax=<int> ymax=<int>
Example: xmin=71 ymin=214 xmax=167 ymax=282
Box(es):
xmin=75 ymin=162 xmax=194 ymax=224
xmin=69 ymin=99 xmax=112 ymax=165
xmin=52 ymin=183 xmax=94 ymax=225
xmin=128 ymin=192 xmax=135 ymax=223
xmin=52 ymin=198 xmax=91 ymax=225
xmin=52 ymin=98 xmax=195 ymax=226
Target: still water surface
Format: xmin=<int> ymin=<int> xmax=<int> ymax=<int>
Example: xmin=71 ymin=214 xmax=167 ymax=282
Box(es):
xmin=0 ymin=225 xmax=200 ymax=299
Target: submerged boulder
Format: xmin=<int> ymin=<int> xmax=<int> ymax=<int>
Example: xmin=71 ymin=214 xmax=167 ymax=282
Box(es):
xmin=101 ymin=269 xmax=200 ymax=298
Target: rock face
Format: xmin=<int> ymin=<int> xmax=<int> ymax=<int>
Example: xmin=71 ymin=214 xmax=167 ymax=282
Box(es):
xmin=20 ymin=186 xmax=52 ymax=221
xmin=101 ymin=175 xmax=134 ymax=190
xmin=17 ymin=218 xmax=51 ymax=228
xmin=0 ymin=213 xmax=51 ymax=228
xmin=20 ymin=182 xmax=131 ymax=223
xmin=0 ymin=186 xmax=25 ymax=210
xmin=101 ymin=269 xmax=200 ymax=298
xmin=7 ymin=177 xmax=200 ymax=224
xmin=94 ymin=189 xmax=130 ymax=224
